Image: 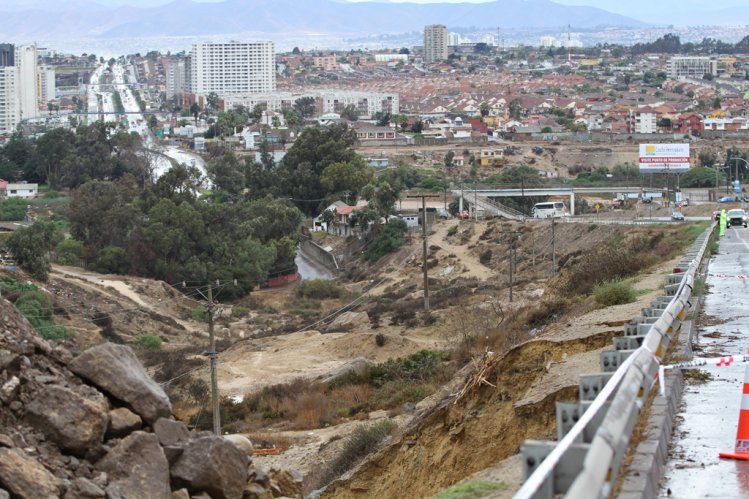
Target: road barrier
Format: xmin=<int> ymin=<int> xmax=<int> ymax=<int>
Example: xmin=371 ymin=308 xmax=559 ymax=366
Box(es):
xmin=515 ymin=223 xmax=715 ymax=499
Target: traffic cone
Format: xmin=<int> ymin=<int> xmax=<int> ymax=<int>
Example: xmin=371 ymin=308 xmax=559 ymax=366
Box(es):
xmin=720 ymin=364 xmax=749 ymax=460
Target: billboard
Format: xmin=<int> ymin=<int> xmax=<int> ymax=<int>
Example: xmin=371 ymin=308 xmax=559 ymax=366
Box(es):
xmin=639 ymin=144 xmax=690 ymax=173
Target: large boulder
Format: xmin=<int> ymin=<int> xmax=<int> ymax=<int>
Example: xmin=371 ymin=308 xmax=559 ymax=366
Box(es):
xmin=171 ymin=436 xmax=249 ymax=499
xmin=223 ymin=434 xmax=254 ymax=456
xmin=107 ymin=408 xmax=142 ymax=439
xmin=0 ymin=448 xmax=60 ymax=499
xmin=325 ymin=311 xmax=369 ymax=332
xmin=25 ymin=384 xmax=108 ymax=456
xmin=269 ymin=469 xmax=303 ymax=498
xmin=69 ymin=344 xmax=171 ymax=424
xmin=153 ymin=418 xmax=190 ymax=447
xmin=96 ymin=431 xmax=170 ymax=499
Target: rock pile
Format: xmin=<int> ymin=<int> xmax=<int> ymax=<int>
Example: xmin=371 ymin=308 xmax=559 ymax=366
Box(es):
xmin=0 ymin=299 xmax=303 ymax=499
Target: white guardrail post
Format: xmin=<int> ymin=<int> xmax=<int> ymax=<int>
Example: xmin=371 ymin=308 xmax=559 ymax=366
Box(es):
xmin=515 ymin=223 xmax=715 ymax=499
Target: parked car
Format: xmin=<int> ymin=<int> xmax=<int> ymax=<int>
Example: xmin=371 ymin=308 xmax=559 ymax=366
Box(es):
xmin=671 ymin=211 xmax=685 ymax=222
xmin=677 ymin=199 xmax=690 ymax=208
xmin=727 ymin=209 xmax=748 ymax=228
xmin=719 ymin=196 xmax=736 ymax=203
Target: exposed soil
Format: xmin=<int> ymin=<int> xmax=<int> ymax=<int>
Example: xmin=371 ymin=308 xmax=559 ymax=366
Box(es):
xmin=13 ymin=217 xmax=703 ymax=497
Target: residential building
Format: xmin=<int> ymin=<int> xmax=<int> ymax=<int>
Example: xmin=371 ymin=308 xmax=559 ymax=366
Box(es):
xmin=37 ymin=65 xmax=55 ymax=105
xmin=222 ymin=89 xmax=399 ymax=119
xmin=15 ymin=44 xmax=38 ymax=120
xmin=424 ymin=24 xmax=448 ymax=63
xmin=0 ymin=45 xmax=19 ymax=135
xmin=0 ymin=44 xmax=13 ymax=67
xmin=5 ymin=181 xmax=38 ymax=198
xmin=448 ymin=32 xmax=462 ymax=47
xmin=166 ymin=59 xmax=186 ymax=99
xmin=190 ymin=41 xmax=275 ymax=97
xmin=312 ymin=55 xmax=338 ymax=71
xmin=668 ymin=56 xmax=718 ymax=79
xmin=354 ymin=126 xmax=398 ymax=141
xmin=628 ymin=109 xmax=658 ymax=134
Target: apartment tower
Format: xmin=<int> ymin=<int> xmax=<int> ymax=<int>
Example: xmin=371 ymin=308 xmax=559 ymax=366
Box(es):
xmin=424 ymin=24 xmax=448 ymax=64
xmin=190 ymin=41 xmax=275 ymax=97
xmin=0 ymin=43 xmax=19 ymax=134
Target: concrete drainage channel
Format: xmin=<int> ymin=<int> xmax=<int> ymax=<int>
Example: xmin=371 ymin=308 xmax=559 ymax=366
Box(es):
xmin=515 ymin=224 xmax=715 ymax=499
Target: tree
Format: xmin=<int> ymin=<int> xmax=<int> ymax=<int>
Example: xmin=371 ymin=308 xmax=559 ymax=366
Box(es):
xmin=320 ymin=208 xmax=336 ymax=233
xmin=277 ymin=124 xmax=360 ymax=214
xmin=206 ymin=153 xmax=245 ymax=198
xmin=206 ymin=92 xmax=220 ymax=114
xmin=480 ymin=102 xmax=490 ymax=118
xmin=399 ymin=47 xmax=410 ymax=55
xmin=361 ymin=172 xmax=403 ymax=223
xmin=375 ymin=112 xmax=391 ymax=126
xmin=712 ymin=96 xmax=722 ymax=109
xmin=699 ymin=150 xmax=717 ymax=168
xmin=509 ymin=98 xmax=523 ymax=119
xmin=444 ymin=150 xmax=455 ymax=169
xmin=35 ymin=128 xmax=75 ymax=187
xmin=6 ymin=219 xmax=62 ymax=281
xmin=703 ymin=72 xmax=714 ymax=81
xmin=68 ymin=180 xmax=139 ymax=257
xmin=294 ymin=97 xmax=316 ymax=118
xmin=190 ymin=102 xmax=201 ymax=125
xmin=320 ymin=158 xmax=373 ymax=202
xmin=680 ymin=167 xmax=724 ymax=188
xmin=292 ymin=47 xmax=301 ymax=55
xmin=341 ymin=104 xmax=360 ymax=121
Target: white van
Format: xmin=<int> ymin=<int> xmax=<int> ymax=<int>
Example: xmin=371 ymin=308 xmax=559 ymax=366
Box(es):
xmin=533 ymin=202 xmax=567 ymax=219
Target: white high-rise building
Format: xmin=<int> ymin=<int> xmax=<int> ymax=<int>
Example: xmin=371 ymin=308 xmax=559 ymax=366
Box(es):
xmin=0 ymin=66 xmax=20 ymax=134
xmin=15 ymin=44 xmax=38 ymax=120
xmin=166 ymin=59 xmax=186 ymax=99
xmin=448 ymin=32 xmax=462 ymax=47
xmin=668 ymin=56 xmax=718 ymax=79
xmin=190 ymin=41 xmax=275 ymax=97
xmin=38 ymin=65 xmax=55 ymax=105
xmin=424 ymin=25 xmax=448 ymax=63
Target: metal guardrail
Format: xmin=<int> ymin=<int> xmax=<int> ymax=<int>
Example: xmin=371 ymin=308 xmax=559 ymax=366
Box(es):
xmin=515 ymin=223 xmax=715 ymax=499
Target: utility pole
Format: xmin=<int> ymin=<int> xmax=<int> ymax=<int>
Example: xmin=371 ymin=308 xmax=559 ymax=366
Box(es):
xmin=551 ymin=216 xmax=557 ymax=273
xmin=407 ymin=192 xmax=440 ymax=310
xmin=499 ymin=230 xmax=522 ymax=302
xmin=207 ymin=285 xmax=221 ymax=436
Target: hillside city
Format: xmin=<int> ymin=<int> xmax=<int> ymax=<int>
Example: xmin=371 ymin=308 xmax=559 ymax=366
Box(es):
xmin=0 ymin=15 xmax=747 ymax=499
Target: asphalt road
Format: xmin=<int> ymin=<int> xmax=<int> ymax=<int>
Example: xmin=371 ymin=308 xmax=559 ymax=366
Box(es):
xmin=660 ymin=224 xmax=749 ymax=498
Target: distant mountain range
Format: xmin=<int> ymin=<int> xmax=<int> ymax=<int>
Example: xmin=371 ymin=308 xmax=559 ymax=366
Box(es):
xmin=0 ymin=0 xmax=647 ymax=40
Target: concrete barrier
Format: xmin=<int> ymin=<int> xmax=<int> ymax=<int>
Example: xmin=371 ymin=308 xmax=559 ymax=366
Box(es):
xmin=516 ymin=223 xmax=715 ymax=499
xmin=299 ymin=238 xmax=339 ymax=273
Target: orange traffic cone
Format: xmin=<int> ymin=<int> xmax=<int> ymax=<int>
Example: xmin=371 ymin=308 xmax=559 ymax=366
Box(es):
xmin=720 ymin=364 xmax=749 ymax=460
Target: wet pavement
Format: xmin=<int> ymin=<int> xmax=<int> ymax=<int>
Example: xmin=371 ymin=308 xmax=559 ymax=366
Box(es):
xmin=660 ymin=225 xmax=749 ymax=498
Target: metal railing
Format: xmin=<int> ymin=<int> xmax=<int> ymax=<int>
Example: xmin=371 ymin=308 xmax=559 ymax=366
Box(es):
xmin=515 ymin=223 xmax=715 ymax=499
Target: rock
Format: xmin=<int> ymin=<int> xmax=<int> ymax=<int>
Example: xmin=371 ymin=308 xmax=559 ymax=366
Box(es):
xmin=95 ymin=431 xmax=170 ymax=499
xmin=269 ymin=469 xmax=303 ymax=499
xmin=107 ymin=408 xmax=142 ymax=439
xmin=0 ymin=447 xmax=61 ymax=499
xmin=162 ymin=445 xmax=183 ymax=465
xmin=69 ymin=344 xmax=171 ymax=424
xmin=171 ymin=436 xmax=249 ymax=499
xmin=0 ymin=488 xmax=9 ymax=499
xmin=321 ymin=357 xmax=372 ymax=383
xmin=65 ymin=477 xmax=105 ymax=499
xmin=171 ymin=489 xmax=190 ymax=499
xmin=325 ymin=311 xmax=369 ymax=332
xmin=0 ymin=434 xmax=13 ymax=448
xmin=153 ymin=418 xmax=190 ymax=447
xmin=249 ymin=467 xmax=270 ymax=486
xmin=0 ymin=350 xmax=19 ymax=371
xmin=223 ymin=434 xmax=254 ymax=455
xmin=25 ymin=384 xmax=108 ymax=456
xmin=243 ymin=482 xmax=270 ymax=499
xmin=0 ymin=376 xmax=20 ymax=404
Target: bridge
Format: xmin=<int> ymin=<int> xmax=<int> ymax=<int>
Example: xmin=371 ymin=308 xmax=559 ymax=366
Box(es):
xmin=453 ymin=186 xmax=664 ymax=217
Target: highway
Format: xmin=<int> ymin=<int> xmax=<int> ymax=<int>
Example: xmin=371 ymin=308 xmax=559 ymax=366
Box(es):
xmin=661 ymin=225 xmax=749 ymax=498
xmin=86 ymin=62 xmax=205 ymax=179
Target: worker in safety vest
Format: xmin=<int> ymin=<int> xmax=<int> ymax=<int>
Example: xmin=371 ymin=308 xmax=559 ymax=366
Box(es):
xmin=720 ymin=209 xmax=727 ymax=237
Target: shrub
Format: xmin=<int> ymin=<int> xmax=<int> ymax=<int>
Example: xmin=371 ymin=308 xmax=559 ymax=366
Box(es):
xmin=38 ymin=325 xmax=75 ymax=341
xmin=317 ymin=420 xmax=396 ymax=487
xmin=91 ymin=246 xmax=129 ymax=275
xmin=0 ymin=198 xmax=28 ymax=221
xmin=375 ymin=333 xmax=386 ymax=347
xmin=135 ymin=334 xmax=163 ymax=349
xmin=295 ymin=279 xmax=345 ymax=299
xmin=447 ymin=225 xmax=459 ymax=237
xmin=593 ymin=279 xmax=636 ymax=306
xmin=231 ymin=306 xmax=250 ymax=318
xmin=434 ymin=481 xmax=508 ymax=499
xmin=479 ymin=249 xmax=492 ymax=264
xmin=43 ymin=190 xmax=60 ymax=199
xmin=55 ymin=238 xmax=84 ymax=266
xmin=364 ymin=219 xmax=408 ymax=262
xmin=191 ymin=306 xmax=210 ymax=323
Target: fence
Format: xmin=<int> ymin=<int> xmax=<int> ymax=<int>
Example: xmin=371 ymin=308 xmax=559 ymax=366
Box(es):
xmin=515 ymin=222 xmax=714 ymax=498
